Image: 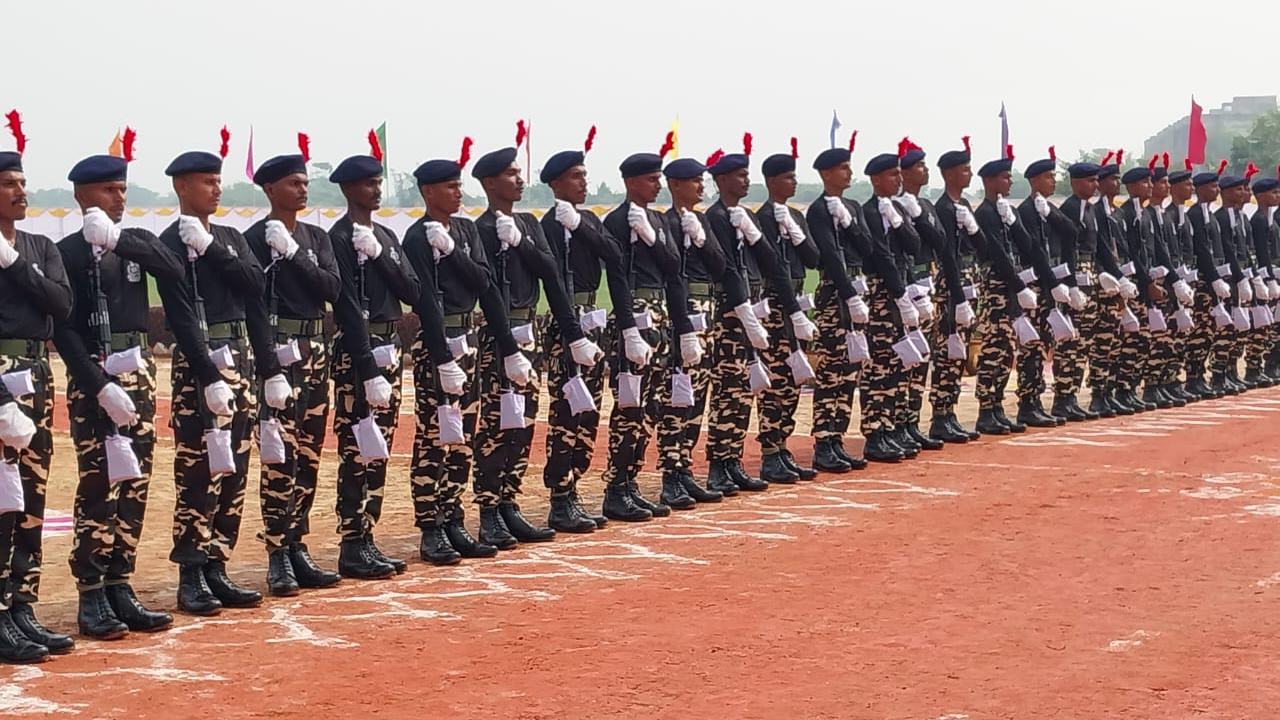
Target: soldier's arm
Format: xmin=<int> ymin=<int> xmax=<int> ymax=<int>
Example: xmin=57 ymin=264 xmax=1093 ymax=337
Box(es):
xmin=369 ymin=230 xmax=421 ymax=306
xmin=206 ymin=229 xmax=266 ymax=295
xmin=804 ymin=203 xmax=858 ymax=300
xmin=1046 ymin=207 xmax=1079 ymax=286
xmin=4 ymin=236 xmax=72 ymax=321
xmin=401 ymin=234 xmax=454 ymax=367
xmin=590 ymin=217 xmax=637 ymax=331
xmin=114 ymin=228 xmax=185 ymax=282
xmin=916 ymin=213 xmax=965 ymax=305
xmin=329 ymin=230 xmax=379 ymax=382
xmin=974 ymin=206 xmax=1027 ymax=293
xmin=155 ymin=234 xmax=221 ymax=385
xmin=289 ymin=230 xmax=341 ymax=303
xmin=50 ymin=239 xmax=110 ymax=395
xmin=521 ymin=219 xmax=584 ymax=345
xmin=747 ymin=233 xmax=801 ymax=314
xmin=704 ymin=211 xmax=751 ymax=307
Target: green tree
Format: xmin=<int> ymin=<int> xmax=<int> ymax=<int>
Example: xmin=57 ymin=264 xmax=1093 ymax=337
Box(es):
xmin=1229 ymin=109 xmax=1280 ymax=176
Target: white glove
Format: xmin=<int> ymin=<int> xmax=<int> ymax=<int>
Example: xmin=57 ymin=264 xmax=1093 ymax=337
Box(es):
xmin=570 ymin=337 xmax=603 ymax=367
xmin=728 ymin=206 xmax=763 ymax=245
xmin=504 ymin=352 xmax=533 ymax=385
xmin=1238 ymin=278 xmax=1254 ymax=304
xmin=554 ymin=200 xmax=581 ymax=232
xmin=790 ymin=311 xmax=818 ymax=341
xmin=96 ymin=383 xmax=138 ymax=427
xmin=954 ymin=205 xmax=980 ymax=235
xmin=1212 ymin=278 xmax=1231 ymax=299
xmin=621 ymin=327 xmax=653 ymax=367
xmin=363 ymin=376 xmax=393 ymax=407
xmin=781 ymin=214 xmax=806 ymax=245
xmin=679 ymin=332 xmax=704 ymax=366
xmin=846 ymin=296 xmax=870 ymax=324
xmin=1068 ymin=287 xmax=1088 ymax=311
xmin=1017 ymin=287 xmax=1038 ymax=310
xmin=825 ymin=196 xmax=852 ymax=229
xmin=1118 ymin=278 xmax=1139 ymax=300
xmin=436 ymin=360 xmax=467 ymax=396
xmin=1173 ymin=279 xmax=1194 ymax=306
xmin=879 ymin=197 xmax=904 ymax=228
xmin=1034 ymin=194 xmax=1050 ymax=220
xmin=996 ymin=195 xmax=1017 ymax=226
xmin=680 ymin=210 xmax=706 ymax=248
xmin=83 ymin=207 xmax=121 ymax=251
xmin=1268 ymin=279 xmax=1280 ymax=300
xmin=424 ymin=221 xmax=455 ymax=257
xmin=264 ymin=219 xmax=299 ymax=260
xmin=178 ymin=215 xmax=214 ymax=257
xmin=627 ymin=203 xmax=656 ymax=246
xmin=734 ymin=302 xmax=770 ymax=349
xmin=897 ymin=193 xmax=922 ymax=220
xmin=351 ymin=223 xmax=383 ymax=261
xmin=912 ymin=295 xmax=934 ymax=322
xmin=263 ymin=373 xmax=291 ymax=410
xmin=954 ymin=300 xmax=975 ymax=327
xmin=1253 ymin=276 xmax=1269 ymax=302
xmin=1051 ymin=284 xmax=1070 ymax=304
xmin=0 ymin=402 xmax=35 ymax=449
xmin=1098 ymin=272 xmax=1121 ymax=294
xmin=203 ymin=380 xmax=235 ymax=416
xmin=495 ymin=213 xmax=523 ymax=249
xmin=895 ymin=295 xmax=920 ymax=327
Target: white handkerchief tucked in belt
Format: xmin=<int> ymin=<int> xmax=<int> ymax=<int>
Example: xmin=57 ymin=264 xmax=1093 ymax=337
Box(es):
xmin=355 ymin=415 xmax=389 ymax=461
xmin=105 ymin=435 xmax=143 ymax=484
xmin=578 ymin=308 xmax=608 ymax=332
xmin=1 ymin=369 xmax=33 ymax=398
xmin=0 ymin=461 xmax=21 ymax=512
xmin=669 ymin=370 xmax=694 ymax=408
xmin=204 ymin=428 xmax=236 ymax=475
xmin=209 ymin=345 xmax=235 ymax=371
xmin=511 ymin=323 xmax=536 ymax=346
xmin=437 ymin=404 xmax=465 ymax=445
xmin=258 ymin=418 xmax=286 ymax=465
xmin=372 ymin=343 xmax=397 ymax=368
xmin=563 ymin=375 xmax=596 ymax=415
xmin=447 ymin=335 xmax=471 ymax=360
xmin=275 ymin=339 xmax=302 ymax=367
xmin=104 ymin=346 xmax=146 ymax=376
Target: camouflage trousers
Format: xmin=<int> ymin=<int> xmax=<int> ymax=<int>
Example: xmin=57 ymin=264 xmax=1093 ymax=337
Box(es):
xmin=1015 ymin=290 xmax=1052 ymax=402
xmin=706 ymin=294 xmax=755 ymax=462
xmin=1163 ymin=309 xmax=1189 ymax=385
xmin=899 ymin=315 xmax=932 ymax=426
xmin=170 ymin=339 xmax=254 ymax=566
xmin=1052 ymin=271 xmax=1088 ymax=396
xmin=812 ymin=277 xmax=861 ymax=441
xmin=1145 ymin=299 xmax=1179 ymax=385
xmin=332 ymin=329 xmax=402 ymax=541
xmin=603 ymin=294 xmax=670 ymax=486
xmin=0 ymin=352 xmax=53 ymax=608
xmin=930 ymin=268 xmax=976 ymax=415
xmin=67 ymin=347 xmax=157 ymax=589
xmin=757 ymin=288 xmax=807 ymax=455
xmin=544 ymin=312 xmax=606 ymax=492
xmin=1113 ymin=297 xmax=1150 ymax=393
xmin=410 ymin=325 xmax=478 ymax=526
xmin=1186 ymin=285 xmax=1222 ymax=378
xmin=1080 ymin=288 xmax=1122 ymax=392
xmin=258 ymin=333 xmax=329 ymax=550
xmin=473 ymin=321 xmax=540 ymax=506
xmin=656 ymin=294 xmax=714 ymax=472
xmin=974 ymin=274 xmax=1016 ymax=409
xmin=1244 ymin=311 xmax=1269 ymax=372
xmin=859 ymin=281 xmax=904 ymax=434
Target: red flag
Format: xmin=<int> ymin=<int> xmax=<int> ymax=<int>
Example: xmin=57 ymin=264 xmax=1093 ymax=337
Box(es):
xmin=1187 ymin=96 xmax=1207 ymax=165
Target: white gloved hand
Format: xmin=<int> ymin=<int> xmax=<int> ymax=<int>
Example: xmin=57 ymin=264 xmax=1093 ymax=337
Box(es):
xmin=352 ymin=223 xmax=383 ymax=261
xmin=436 ymin=360 xmax=467 ymax=395
xmin=1098 ymin=272 xmax=1121 ymax=294
xmin=772 ymin=203 xmax=791 ymax=229
xmin=782 ymin=214 xmax=806 ymax=245
xmin=734 ymin=302 xmax=770 ymax=349
xmin=504 ymin=352 xmax=533 ymax=385
xmin=954 ymin=204 xmax=980 ymax=235
xmin=728 ymin=206 xmax=763 ymax=245
xmin=203 ymin=380 xmax=235 ymax=416
xmin=1269 ymin=279 xmax=1280 ymax=300
xmin=1173 ymin=279 xmax=1194 ymax=306
xmin=790 ymin=311 xmax=817 ymax=341
xmin=1118 ymin=278 xmax=1139 ymax=300
xmin=621 ymin=327 xmax=653 ymax=367
xmin=996 ymin=196 xmax=1017 ymax=226
xmin=912 ymin=295 xmax=934 ymax=322
xmin=954 ymin=300 xmax=975 ymax=327
xmin=363 ymin=376 xmax=393 ymax=407
xmin=1238 ymin=278 xmax=1254 ymax=304
xmin=627 ymin=203 xmax=656 ymax=246
xmin=1252 ymin=276 xmax=1269 ymax=302
xmin=263 ymin=373 xmax=291 ymax=410
xmin=0 ymin=402 xmax=35 ymax=449
xmin=570 ymin=337 xmax=603 ymax=367
xmin=1068 ymin=286 xmax=1088 ymax=311
xmin=264 ymin=219 xmax=299 ymax=260
xmin=879 ymin=197 xmax=904 ymax=228
xmin=554 ymin=200 xmax=581 ymax=231
xmin=897 ymin=193 xmax=923 ymax=219
xmin=178 ymin=215 xmax=214 ymax=257
xmin=96 ymin=383 xmax=138 ymax=426
xmin=1017 ymin=287 xmax=1038 ymax=310
xmin=680 ymin=210 xmax=706 ymax=248
xmin=825 ymin=196 xmax=853 ymax=229
xmin=495 ymin=213 xmax=523 ymax=249
xmin=846 ymin=295 xmax=870 ymax=324
xmin=424 ymin=221 xmax=455 ymax=257
xmin=1051 ymin=284 xmax=1070 ymax=304
xmin=895 ymin=295 xmax=920 ymax=327
xmin=1212 ymin=278 xmax=1231 ymax=299
xmin=679 ymin=332 xmax=704 ymax=366
xmin=1034 ymin=194 xmax=1050 ymax=219
xmin=83 ymin=207 xmax=121 ymax=251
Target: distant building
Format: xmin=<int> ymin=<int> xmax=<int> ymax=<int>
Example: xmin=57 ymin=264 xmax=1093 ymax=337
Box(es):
xmin=1143 ymin=96 xmax=1276 ymax=166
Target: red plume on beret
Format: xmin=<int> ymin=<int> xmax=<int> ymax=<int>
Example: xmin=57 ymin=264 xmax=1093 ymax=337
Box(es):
xmin=897 ymin=136 xmax=911 ymax=158
xmin=1005 ymin=144 xmax=1014 ymax=161
xmin=1276 ymin=163 xmax=1280 ymax=178
xmin=1147 ymin=154 xmax=1158 ymax=171
xmin=5 ymin=110 xmax=25 ymax=154
xmin=515 ymin=120 xmax=527 ymax=149
xmin=961 ymin=135 xmax=970 ymax=153
xmin=1099 ymin=151 xmax=1114 ymax=166
xmin=584 ymin=125 xmax=596 ymax=154
xmin=297 ymin=132 xmax=310 ymax=163
xmin=1216 ymin=158 xmax=1228 ymax=175
xmin=122 ymin=126 xmax=136 ymax=163
xmin=705 ymin=149 xmax=725 ymax=167
xmin=658 ymin=131 xmax=675 ymax=159
xmin=456 ymin=136 xmax=473 ymax=169
xmin=789 ymin=137 xmax=798 ymax=160
xmin=1245 ymin=161 xmax=1260 ymax=179
xmin=742 ymin=132 xmax=753 ymax=156
xmin=1048 ymin=145 xmax=1056 ymax=162
xmin=1162 ymin=152 xmax=1169 ymax=169
xmin=367 ymin=129 xmax=383 ymax=162
xmin=848 ymin=130 xmax=857 ymax=153
xmin=218 ymin=126 xmax=230 ymax=159
xmin=1115 ymin=148 xmax=1124 ymax=165
xmin=1183 ymin=157 xmax=1192 ymax=171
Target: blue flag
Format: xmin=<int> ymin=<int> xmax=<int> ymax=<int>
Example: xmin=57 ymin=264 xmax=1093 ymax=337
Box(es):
xmin=829 ymin=110 xmax=842 ymax=149
xmin=999 ymin=102 xmax=1009 ymax=157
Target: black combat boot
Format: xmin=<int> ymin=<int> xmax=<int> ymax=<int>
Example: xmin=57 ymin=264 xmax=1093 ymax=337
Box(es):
xmin=77 ymin=587 xmax=128 ymax=640
xmin=948 ymin=413 xmax=981 ymax=440
xmin=628 ymin=479 xmax=671 ymax=516
xmin=678 ymin=470 xmax=724 ymax=502
xmin=706 ymin=459 xmax=740 ymax=495
xmin=444 ymin=510 xmax=499 ymax=557
xmin=1017 ymin=398 xmax=1057 ymax=428
xmin=1209 ymin=373 xmax=1232 ymax=396
xmin=975 ymin=407 xmax=1011 ymax=435
xmin=569 ymin=489 xmax=608 ymax=527
xmin=779 ymin=450 xmax=817 ymax=480
xmin=104 ymin=583 xmax=172 ymax=632
xmin=905 ymin=423 xmax=943 ymax=450
xmin=10 ymin=602 xmax=74 ymax=654
xmin=478 ymin=506 xmax=519 ymax=550
xmin=1244 ymin=368 xmax=1264 ymax=387
xmin=548 ymin=492 xmax=597 ymax=533
xmin=1068 ymin=396 xmax=1098 ymax=420
xmin=863 ymin=431 xmax=905 ymax=462
xmin=204 ymin=561 xmax=262 ymax=608
xmin=420 ymin=519 xmax=462 ymax=566
xmin=929 ymin=414 xmax=970 ymax=443
xmin=337 ymin=537 xmax=396 ymax=580
xmin=177 ymin=564 xmax=222 ymax=615
xmin=364 ymin=535 xmax=407 ymax=574
xmin=992 ymin=405 xmax=1026 ymax=432
xmin=288 ymin=542 xmax=340 ymax=589
xmin=1051 ymin=395 xmax=1084 ymax=422
xmin=1086 ymin=390 xmax=1116 ymax=418
xmin=830 ymin=439 xmax=867 ymax=469
xmin=659 ymin=471 xmax=697 ymax=509
xmin=890 ymin=427 xmax=920 ymax=458
xmin=727 ymin=458 xmax=769 ymax=491
xmin=1034 ymin=396 xmax=1066 ymax=425
xmin=266 ymin=548 xmax=300 ymax=597
xmin=0 ymin=609 xmax=48 ymax=664
xmin=499 ymin=501 xmax=556 ymax=542
xmin=759 ymin=452 xmax=799 ymax=484
xmin=1142 ymin=386 xmax=1171 ymax=409
xmin=602 ymin=481 xmax=651 ymax=522
xmin=812 ymin=439 xmax=853 ymax=472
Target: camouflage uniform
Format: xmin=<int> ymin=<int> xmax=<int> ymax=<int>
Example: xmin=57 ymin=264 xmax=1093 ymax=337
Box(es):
xmin=1185 ymin=201 xmax=1232 ymax=384
xmin=1015 ymin=196 xmax=1076 ymax=416
xmin=971 ymin=198 xmax=1031 ymax=413
xmin=930 ymin=194 xmax=983 ymax=421
xmin=904 ymin=196 xmax=965 ymax=432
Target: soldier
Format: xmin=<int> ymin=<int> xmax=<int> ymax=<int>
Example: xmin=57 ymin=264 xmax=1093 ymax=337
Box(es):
xmin=155 ymin=139 xmax=290 ymax=615
xmin=472 ymin=139 xmax=603 ymax=545
xmin=244 ymin=145 xmax=344 ymax=596
xmin=0 ymin=139 xmax=73 ymax=660
xmin=1162 ymin=158 xmax=1202 ymax=402
xmin=327 ymin=150 xmax=419 ymax=578
xmin=55 ymin=149 xmax=178 ymax=638
xmin=1093 ymin=153 xmax=1145 ymax=415
xmin=1143 ymin=155 xmax=1194 ymax=407
xmin=1112 ymin=163 xmax=1162 ymax=411
xmin=755 ymin=141 xmax=822 ymax=474
xmin=1219 ymin=170 xmax=1261 ymax=390
xmin=1249 ymin=172 xmax=1280 ymax=383
xmin=1186 ymin=163 xmax=1234 ymax=399
xmin=705 ymin=137 xmax=817 ymax=484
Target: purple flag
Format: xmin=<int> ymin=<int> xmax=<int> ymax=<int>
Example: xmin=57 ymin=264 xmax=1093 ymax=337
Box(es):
xmin=244 ymin=125 xmax=255 ymax=181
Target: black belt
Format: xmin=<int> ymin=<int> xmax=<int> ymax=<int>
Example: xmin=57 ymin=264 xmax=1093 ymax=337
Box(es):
xmin=110 ymin=331 xmax=148 ymax=349
xmin=846 ymin=264 xmax=863 ymax=276
xmin=442 ymin=311 xmax=474 ymax=330
xmin=508 ymin=306 xmax=536 ymax=324
xmin=633 ymin=286 xmax=664 ymax=301
xmin=368 ymin=320 xmax=397 ymax=336
xmin=275 ymin=317 xmax=324 ymax=337
xmin=0 ymin=338 xmax=47 ymax=358
xmin=912 ymin=262 xmax=931 ymax=274
xmin=687 ymin=281 xmax=713 ymax=298
xmin=748 ymin=282 xmax=764 ymax=299
xmin=572 ymin=291 xmax=596 ymax=307
xmin=207 ymin=320 xmax=246 ymax=340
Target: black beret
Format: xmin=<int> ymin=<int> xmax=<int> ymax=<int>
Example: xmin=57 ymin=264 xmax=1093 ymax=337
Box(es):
xmin=1167 ymin=170 xmax=1193 ymax=184
xmin=977 ymin=157 xmax=1013 ymax=178
xmin=663 ymin=158 xmax=706 ymax=180
xmin=328 ymin=155 xmax=382 ymax=184
xmin=1253 ymin=178 xmax=1279 ymax=194
xmin=1024 ymin=158 xmax=1055 ymax=178
xmin=68 ymin=155 xmax=127 ymax=184
xmin=761 ymin=153 xmax=796 ymax=177
xmin=1218 ymin=174 xmax=1246 ymax=190
xmin=1192 ymin=171 xmax=1221 ymax=187
xmin=253 ymin=154 xmax=307 ymax=186
xmin=540 ymin=150 xmax=584 ymax=184
xmin=620 ymin=153 xmax=663 ymax=178
xmin=899 ymin=148 xmax=926 ymax=168
xmin=1151 ymin=167 xmax=1169 ymax=181
xmin=813 ymin=148 xmax=851 ymax=171
xmin=937 ymin=150 xmax=970 ymax=170
xmin=414 ymin=159 xmax=462 ymax=186
xmin=1097 ymin=164 xmax=1121 ymax=179
xmin=863 ymin=153 xmax=898 ymax=176
xmin=707 ymin=153 xmax=749 ymax=176
xmin=1067 ymin=162 xmax=1100 ymax=179
xmin=0 ymin=152 xmax=20 ymax=174
xmin=1121 ymin=167 xmax=1152 ymax=184
xmin=471 ymin=147 xmax=517 ymax=180
xmin=165 ymin=151 xmax=222 ymax=177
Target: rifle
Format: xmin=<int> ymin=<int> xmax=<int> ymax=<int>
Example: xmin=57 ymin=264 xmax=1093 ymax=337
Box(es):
xmin=90 ymin=247 xmax=117 ymax=437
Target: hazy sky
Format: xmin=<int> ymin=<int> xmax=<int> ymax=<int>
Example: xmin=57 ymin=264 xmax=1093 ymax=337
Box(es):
xmin=6 ymin=0 xmax=1277 ymax=194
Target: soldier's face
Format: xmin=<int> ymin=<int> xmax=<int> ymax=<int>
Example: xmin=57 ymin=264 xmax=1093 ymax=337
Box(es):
xmin=668 ymin=176 xmax=703 ymax=208
xmin=902 ymin=161 xmax=928 ymax=189
xmin=1030 ymin=173 xmax=1056 ymax=197
xmin=485 ymin=163 xmax=524 ymax=204
xmin=819 ymin=162 xmax=852 ymax=191
xmin=943 ymin=163 xmax=972 ymax=189
xmin=1151 ymin=177 xmax=1170 ymax=203
xmin=75 ymin=180 xmax=127 ymax=223
xmin=1170 ymin=180 xmax=1193 ymax=204
xmin=1070 ymin=176 xmax=1099 ymax=198
xmin=716 ymin=168 xmax=750 ymax=201
xmin=765 ymin=171 xmax=797 ymax=201
xmin=992 ymin=170 xmax=1012 ymax=196
xmin=1127 ymin=178 xmax=1152 ymax=202
xmin=264 ymin=173 xmax=308 ymax=213
xmin=550 ymin=165 xmax=589 ymax=206
xmin=421 ymin=179 xmax=462 ymax=215
xmin=871 ymin=168 xmax=902 ymax=197
xmin=624 ymin=172 xmax=662 ymax=204
xmin=0 ymin=171 xmax=25 ymax=222
xmin=173 ymin=172 xmax=221 ymax=216
xmin=1260 ymin=188 xmax=1280 ymax=208
xmin=1195 ymin=182 xmax=1219 ymax=203
xmin=343 ymin=176 xmax=382 ymax=212
xmin=1098 ymin=175 xmax=1120 ymax=197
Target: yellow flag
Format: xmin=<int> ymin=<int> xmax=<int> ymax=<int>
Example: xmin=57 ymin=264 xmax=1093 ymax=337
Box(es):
xmin=668 ymin=116 xmax=679 ymax=158
xmin=107 ymin=129 xmax=123 ymax=157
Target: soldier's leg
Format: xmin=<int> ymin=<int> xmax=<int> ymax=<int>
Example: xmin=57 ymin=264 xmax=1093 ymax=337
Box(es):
xmin=859 ymin=286 xmax=906 ymax=460
xmin=811 ymin=280 xmax=856 ymax=450
xmin=363 ymin=332 xmax=402 ymax=543
xmin=635 ymin=298 xmax=675 ymax=512
xmin=207 ymin=341 xmax=253 ymax=564
xmin=755 ymin=301 xmax=796 ymax=463
xmin=108 ymin=351 xmax=158 ymax=586
xmin=899 ymin=312 xmax=932 ymax=437
xmin=66 ymin=375 xmax=118 ymax=592
xmin=542 ymin=317 xmax=578 ymax=493
xmin=290 ymin=337 xmax=330 ymax=544
xmin=705 ymin=297 xmax=762 ymax=490
xmin=678 ymin=296 xmax=715 ymax=473
xmin=494 ymin=316 xmax=552 ymax=541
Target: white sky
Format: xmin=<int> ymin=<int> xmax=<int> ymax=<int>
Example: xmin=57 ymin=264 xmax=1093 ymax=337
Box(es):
xmin=6 ymin=0 xmax=1276 ymax=193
